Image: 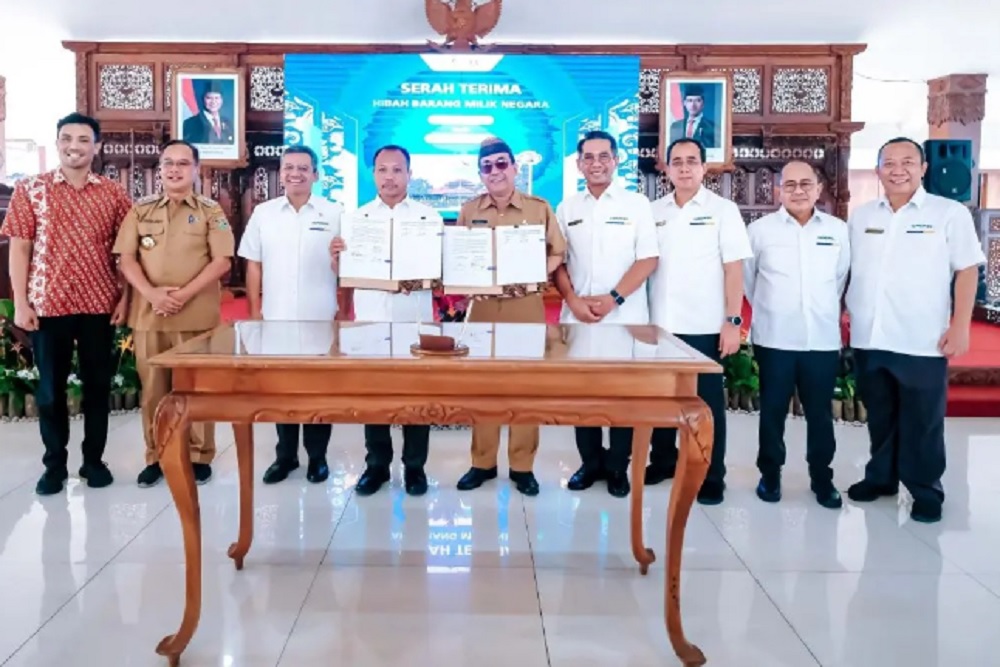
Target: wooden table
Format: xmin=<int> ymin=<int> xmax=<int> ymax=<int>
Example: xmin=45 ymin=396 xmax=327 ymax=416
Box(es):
xmin=149 ymin=320 xmax=719 ymax=666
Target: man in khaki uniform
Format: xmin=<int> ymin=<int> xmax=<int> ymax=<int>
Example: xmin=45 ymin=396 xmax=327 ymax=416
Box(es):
xmin=114 ymin=139 xmax=235 ymax=488
xmin=455 ymin=137 xmax=566 ymax=496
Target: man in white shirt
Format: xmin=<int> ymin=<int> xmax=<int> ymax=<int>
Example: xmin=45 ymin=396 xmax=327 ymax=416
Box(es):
xmin=345 ymin=144 xmax=438 ymax=497
xmin=845 ymin=137 xmax=985 ymax=523
xmin=645 ymin=138 xmax=752 ymax=505
xmin=553 ymin=130 xmax=659 ymax=498
xmin=237 ymin=145 xmax=346 ymax=485
xmin=744 ymin=161 xmax=850 ymax=509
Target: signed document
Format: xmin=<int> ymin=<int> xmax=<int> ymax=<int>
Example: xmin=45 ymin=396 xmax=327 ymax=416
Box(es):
xmin=494 ymin=225 xmax=547 ymax=286
xmin=340 ymin=215 xmax=392 ymax=281
xmin=391 ymin=218 xmax=443 ymax=281
xmin=443 ymin=226 xmax=494 ymax=288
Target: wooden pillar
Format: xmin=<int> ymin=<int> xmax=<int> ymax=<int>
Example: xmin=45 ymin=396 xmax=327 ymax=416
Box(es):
xmin=926 ymin=73 xmax=987 ymax=206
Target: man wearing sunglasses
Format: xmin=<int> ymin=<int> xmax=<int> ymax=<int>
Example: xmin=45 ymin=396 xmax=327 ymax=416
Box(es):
xmin=454 ymin=137 xmax=567 ymax=496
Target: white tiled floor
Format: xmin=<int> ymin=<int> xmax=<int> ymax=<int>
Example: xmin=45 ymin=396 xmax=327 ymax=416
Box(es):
xmin=0 ymin=412 xmax=998 ymax=666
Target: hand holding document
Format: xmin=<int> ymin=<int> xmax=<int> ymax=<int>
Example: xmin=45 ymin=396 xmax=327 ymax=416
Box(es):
xmin=494 ymin=225 xmax=547 ymax=286
xmin=340 ymin=215 xmax=391 ymax=281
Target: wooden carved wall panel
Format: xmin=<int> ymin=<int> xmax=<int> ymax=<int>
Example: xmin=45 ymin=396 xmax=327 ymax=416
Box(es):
xmin=754 ymin=168 xmax=775 ymax=205
xmin=99 ymin=64 xmax=155 ymax=110
xmin=731 ymin=167 xmax=749 ymax=205
xmin=771 ymin=67 xmax=830 ymax=114
xmin=253 ymin=166 xmax=269 ymax=202
xmin=709 ymin=67 xmax=763 ymax=115
xmin=153 ymin=169 xmax=163 ymax=194
xmin=704 ymin=173 xmax=723 ymax=196
xmin=249 ymin=66 xmax=285 ymax=112
xmin=989 ymin=239 xmax=1000 ymax=302
xmin=130 ymin=166 xmax=147 ymax=199
xmin=102 ymin=163 xmax=120 ymax=181
xmin=164 ymin=63 xmax=212 ymax=108
xmin=991 ymin=215 xmax=1000 ymax=234
xmin=639 ymin=68 xmax=666 ymax=114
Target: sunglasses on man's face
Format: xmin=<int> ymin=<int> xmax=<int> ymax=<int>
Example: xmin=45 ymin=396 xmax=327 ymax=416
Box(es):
xmin=479 ymin=158 xmax=510 ymax=174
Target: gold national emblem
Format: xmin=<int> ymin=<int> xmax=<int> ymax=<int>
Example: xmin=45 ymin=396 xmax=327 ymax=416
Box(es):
xmin=140 ymin=235 xmax=156 ymax=249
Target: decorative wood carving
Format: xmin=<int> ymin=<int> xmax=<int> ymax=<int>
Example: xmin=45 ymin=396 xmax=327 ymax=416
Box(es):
xmin=425 ymin=0 xmax=503 ymax=51
xmin=248 ymin=66 xmax=285 ymax=111
xmin=927 ymin=73 xmax=988 ymax=126
xmin=771 ymin=67 xmax=830 ymax=114
xmin=98 ymin=63 xmax=155 ymax=110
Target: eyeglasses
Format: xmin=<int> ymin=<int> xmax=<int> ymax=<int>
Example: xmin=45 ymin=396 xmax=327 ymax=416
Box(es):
xmin=781 ymin=181 xmax=816 ymax=193
xmin=479 ymin=158 xmax=510 ymax=174
xmin=581 ymin=153 xmax=615 ymax=165
xmin=161 ymin=160 xmax=194 ymax=169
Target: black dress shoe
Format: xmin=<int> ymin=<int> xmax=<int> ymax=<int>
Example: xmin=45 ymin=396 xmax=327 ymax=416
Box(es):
xmin=35 ymin=468 xmax=68 ymax=496
xmin=193 ymin=463 xmax=212 ymax=485
xmin=509 ymin=470 xmax=539 ymax=496
xmin=606 ymin=471 xmax=630 ymax=498
xmin=263 ymin=459 xmax=299 ymax=485
xmin=307 ymin=458 xmax=329 ymax=484
xmin=811 ymin=480 xmax=843 ymax=509
xmin=355 ymin=466 xmax=390 ymax=496
xmin=910 ymin=499 xmax=942 ymax=523
xmin=847 ymin=479 xmax=898 ymax=503
xmin=755 ymin=474 xmax=781 ymax=503
xmin=567 ymin=465 xmax=603 ymax=491
xmin=644 ymin=464 xmax=675 ymax=486
xmin=697 ymin=479 xmax=725 ymax=505
xmin=79 ymin=461 xmax=114 ymax=489
xmin=404 ymin=467 xmax=428 ymax=496
xmin=457 ymin=466 xmax=498 ymax=491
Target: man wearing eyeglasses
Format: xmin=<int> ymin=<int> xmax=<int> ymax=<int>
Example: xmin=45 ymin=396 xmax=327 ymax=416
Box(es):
xmin=553 ymin=130 xmax=659 ymax=498
xmin=743 ymin=161 xmax=849 ymax=509
xmin=114 ymin=139 xmax=235 ymax=488
xmin=453 ymin=137 xmax=566 ymax=497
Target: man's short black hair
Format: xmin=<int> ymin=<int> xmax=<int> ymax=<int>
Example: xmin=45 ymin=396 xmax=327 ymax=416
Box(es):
xmin=56 ymin=113 xmax=101 ymax=141
xmin=682 ymin=84 xmax=705 ymax=99
xmin=665 ymin=138 xmax=706 ymax=164
xmin=160 ymin=139 xmax=200 ymax=163
xmin=577 ymin=130 xmax=618 ymax=156
xmin=283 ymin=145 xmax=319 ymax=171
xmin=877 ymin=137 xmax=925 ymax=165
xmin=373 ymin=144 xmax=411 ymax=169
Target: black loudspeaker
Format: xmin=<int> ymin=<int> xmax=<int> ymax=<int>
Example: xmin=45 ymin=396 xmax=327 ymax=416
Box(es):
xmin=923 ymin=139 xmax=973 ymax=201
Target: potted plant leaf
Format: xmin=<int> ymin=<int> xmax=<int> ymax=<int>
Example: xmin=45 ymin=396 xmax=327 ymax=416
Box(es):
xmin=110 ymin=374 xmax=125 ymax=412
xmin=67 ymin=373 xmax=83 ymax=416
xmin=0 ymin=369 xmax=10 ymax=417
xmin=841 ymin=373 xmax=856 ymax=422
xmin=16 ymin=367 xmax=39 ymax=418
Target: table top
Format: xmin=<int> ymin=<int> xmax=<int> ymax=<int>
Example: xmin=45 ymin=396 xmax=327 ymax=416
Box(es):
xmin=150 ymin=320 xmax=722 ymax=373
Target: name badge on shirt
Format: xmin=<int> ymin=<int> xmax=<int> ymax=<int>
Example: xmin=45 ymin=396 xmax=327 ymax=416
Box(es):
xmin=567 ymin=219 xmax=583 ymax=227
xmin=308 ymin=219 xmax=331 ymax=232
xmin=906 ymin=223 xmax=935 ymax=235
xmin=688 ymin=215 xmax=716 ymax=226
xmin=605 ymin=216 xmax=631 ymax=226
xmin=816 ymin=235 xmax=837 ymax=247
xmin=864 ymin=227 xmax=885 ymax=234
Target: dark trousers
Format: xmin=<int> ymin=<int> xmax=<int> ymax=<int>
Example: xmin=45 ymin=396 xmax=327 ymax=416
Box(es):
xmin=30 ymin=314 xmax=115 ymax=472
xmin=275 ymin=424 xmax=332 ymax=462
xmin=575 ymin=427 xmax=632 ymax=474
xmin=853 ymin=349 xmax=947 ymax=505
xmin=650 ymin=334 xmax=726 ymax=484
xmin=364 ymin=425 xmax=430 ymax=469
xmin=754 ymin=345 xmax=839 ymax=483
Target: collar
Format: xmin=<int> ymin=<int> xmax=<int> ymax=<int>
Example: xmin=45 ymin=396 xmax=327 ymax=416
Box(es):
xmin=153 ymin=193 xmax=198 ymax=209
xmin=52 ymin=169 xmax=102 ymax=187
xmin=478 ymin=190 xmax=524 ymax=211
xmin=583 ymin=184 xmax=619 ymax=201
xmin=878 ymin=186 xmax=926 ymax=210
xmin=667 ymin=185 xmax=708 ymax=208
xmin=373 ymin=195 xmax=411 ymax=211
xmin=281 ymin=195 xmax=317 ymax=212
xmin=779 ymin=206 xmax=821 ymax=225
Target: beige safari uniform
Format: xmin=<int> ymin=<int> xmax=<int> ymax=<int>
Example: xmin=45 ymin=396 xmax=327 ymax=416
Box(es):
xmin=456 ymin=190 xmax=567 ymax=472
xmin=113 ymin=193 xmax=235 ymax=466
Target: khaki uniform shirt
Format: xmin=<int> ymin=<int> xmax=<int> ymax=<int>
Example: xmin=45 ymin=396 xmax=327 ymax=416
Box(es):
xmin=456 ymin=190 xmax=567 ymax=260
xmin=113 ymin=193 xmax=235 ymax=332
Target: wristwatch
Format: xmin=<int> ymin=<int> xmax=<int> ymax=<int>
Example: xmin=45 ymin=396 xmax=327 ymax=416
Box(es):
xmin=610 ymin=289 xmax=625 ymax=306
xmin=725 ymin=314 xmax=743 ymax=327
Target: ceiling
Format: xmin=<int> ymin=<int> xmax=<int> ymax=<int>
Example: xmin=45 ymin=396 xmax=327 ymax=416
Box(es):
xmin=1 ymin=0 xmax=997 ymax=166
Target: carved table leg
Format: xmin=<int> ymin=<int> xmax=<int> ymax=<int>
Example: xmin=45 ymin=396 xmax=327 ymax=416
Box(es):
xmin=153 ymin=394 xmax=202 ymax=667
xmin=629 ymin=425 xmax=656 ymax=575
xmin=227 ymin=423 xmax=255 ymax=571
xmin=664 ymin=401 xmax=713 ymax=667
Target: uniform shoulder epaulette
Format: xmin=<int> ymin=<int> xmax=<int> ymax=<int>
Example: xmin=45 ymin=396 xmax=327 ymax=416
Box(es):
xmin=195 ymin=194 xmax=219 ymax=207
xmin=135 ymin=194 xmax=161 ymax=206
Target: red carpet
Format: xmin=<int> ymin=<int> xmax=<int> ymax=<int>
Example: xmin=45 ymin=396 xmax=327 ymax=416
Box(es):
xmin=221 ymin=296 xmax=999 ymax=418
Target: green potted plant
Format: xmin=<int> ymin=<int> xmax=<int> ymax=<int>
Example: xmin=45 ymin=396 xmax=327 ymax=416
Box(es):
xmin=832 ymin=381 xmax=844 ymax=421
xmin=840 ymin=372 xmax=856 ymax=422
xmin=0 ymin=369 xmax=10 ymax=417
xmin=67 ymin=373 xmax=83 ymax=416
xmin=723 ymin=344 xmax=758 ymax=412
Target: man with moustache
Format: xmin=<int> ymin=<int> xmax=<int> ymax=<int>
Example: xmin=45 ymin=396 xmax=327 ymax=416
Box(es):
xmin=1 ymin=112 xmax=132 ymax=495
xmin=334 ymin=144 xmax=438 ymax=497
xmin=645 ymin=138 xmax=751 ymax=505
xmin=743 ymin=161 xmax=849 ymax=509
xmin=845 ymin=137 xmax=985 ymax=523
xmin=454 ymin=137 xmax=566 ymax=496
xmin=553 ymin=130 xmax=659 ymax=498
xmin=237 ymin=145 xmax=345 ymax=485
xmin=114 ymin=140 xmax=235 ymax=488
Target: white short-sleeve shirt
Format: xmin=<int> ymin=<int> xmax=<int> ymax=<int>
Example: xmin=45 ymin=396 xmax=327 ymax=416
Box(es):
xmin=649 ymin=187 xmax=752 ymax=335
xmin=555 ymin=184 xmax=659 ymax=325
xmin=349 ymin=197 xmax=443 ymax=323
xmin=237 ymin=195 xmax=343 ymax=321
xmin=846 ymin=187 xmax=986 ymax=357
xmin=743 ymin=207 xmax=850 ymax=351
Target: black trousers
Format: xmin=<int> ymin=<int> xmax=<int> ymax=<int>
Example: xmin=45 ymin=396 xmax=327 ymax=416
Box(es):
xmin=31 ymin=314 xmax=115 ymax=472
xmin=364 ymin=425 xmax=430 ymax=469
xmin=754 ymin=345 xmax=839 ymax=483
xmin=853 ymin=349 xmax=947 ymax=505
xmin=575 ymin=427 xmax=632 ymax=474
xmin=650 ymin=334 xmax=726 ymax=484
xmin=275 ymin=424 xmax=332 ymax=463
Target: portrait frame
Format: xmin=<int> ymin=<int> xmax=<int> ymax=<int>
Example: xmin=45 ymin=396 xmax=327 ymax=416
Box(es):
xmin=658 ymin=71 xmax=734 ymax=171
xmin=169 ymin=68 xmax=247 ymax=168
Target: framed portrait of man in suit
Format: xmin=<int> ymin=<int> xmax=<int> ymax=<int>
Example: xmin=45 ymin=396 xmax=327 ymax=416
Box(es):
xmin=658 ymin=71 xmax=733 ymax=170
xmin=170 ymin=68 xmax=247 ymax=167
